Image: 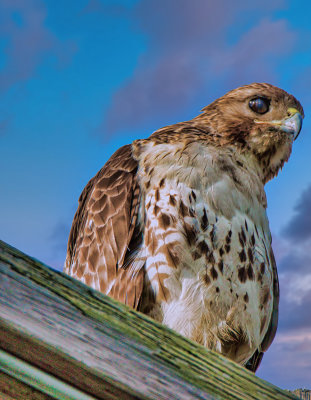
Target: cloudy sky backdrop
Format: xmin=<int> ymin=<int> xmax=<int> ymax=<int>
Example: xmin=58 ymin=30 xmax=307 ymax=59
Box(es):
xmin=0 ymin=0 xmax=310 ymax=390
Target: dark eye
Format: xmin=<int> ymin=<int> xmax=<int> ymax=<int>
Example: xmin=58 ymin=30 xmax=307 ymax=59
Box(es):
xmin=249 ymin=97 xmax=270 ymax=114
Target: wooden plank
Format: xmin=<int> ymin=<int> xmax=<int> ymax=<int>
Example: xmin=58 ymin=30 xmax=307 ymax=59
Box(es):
xmin=0 ymin=370 xmax=54 ymax=400
xmin=0 ymin=240 xmax=299 ymax=400
xmin=0 ymin=348 xmax=97 ymax=399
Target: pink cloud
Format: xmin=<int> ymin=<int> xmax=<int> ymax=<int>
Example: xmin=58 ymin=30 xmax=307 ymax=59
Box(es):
xmin=104 ymin=56 xmax=202 ymax=133
xmin=211 ymin=18 xmax=296 ymax=84
xmin=258 ymin=335 xmax=311 ymax=389
xmin=275 ymin=329 xmax=311 ymax=345
xmin=80 ymin=0 xmax=128 ymax=16
xmin=100 ymin=0 xmax=296 ymax=136
xmin=271 ymin=234 xmax=292 ymax=264
xmin=0 ymin=0 xmax=76 ymax=91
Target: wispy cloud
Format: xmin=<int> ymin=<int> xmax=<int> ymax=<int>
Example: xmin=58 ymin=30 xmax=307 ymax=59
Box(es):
xmin=80 ymin=0 xmax=128 ymax=16
xmin=100 ymin=0 xmax=295 ymax=136
xmin=278 ymin=273 xmax=311 ymax=330
xmin=259 ymin=331 xmax=311 ymax=389
xmin=271 ymin=182 xmax=311 ymax=334
xmin=275 ymin=329 xmax=311 ymax=344
xmin=272 ymin=234 xmax=311 ymax=331
xmin=282 ymin=183 xmax=311 ymax=242
xmin=267 ymin=184 xmax=311 ymax=384
xmin=211 ymin=18 xmax=296 ymax=84
xmin=0 ymin=0 xmax=76 ymax=92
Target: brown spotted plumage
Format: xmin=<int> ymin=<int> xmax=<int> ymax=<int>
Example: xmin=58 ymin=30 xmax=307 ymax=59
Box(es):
xmin=65 ymin=83 xmax=304 ymax=372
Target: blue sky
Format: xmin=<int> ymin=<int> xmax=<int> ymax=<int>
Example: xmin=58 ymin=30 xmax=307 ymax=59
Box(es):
xmin=0 ymin=0 xmax=311 ymax=390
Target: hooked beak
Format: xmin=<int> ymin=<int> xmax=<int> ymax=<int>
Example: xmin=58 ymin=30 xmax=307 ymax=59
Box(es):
xmin=278 ymin=108 xmax=303 ymax=140
xmin=255 ymin=108 xmax=303 ymax=140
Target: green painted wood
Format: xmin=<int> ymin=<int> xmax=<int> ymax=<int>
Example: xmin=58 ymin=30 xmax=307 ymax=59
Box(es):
xmin=0 ymin=240 xmax=299 ymax=400
xmin=0 ymin=349 xmax=97 ymax=400
xmin=0 ymin=369 xmax=54 ymax=400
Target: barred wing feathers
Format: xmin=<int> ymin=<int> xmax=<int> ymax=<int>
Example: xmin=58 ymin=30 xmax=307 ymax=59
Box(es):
xmin=64 ymin=145 xmax=144 ymax=309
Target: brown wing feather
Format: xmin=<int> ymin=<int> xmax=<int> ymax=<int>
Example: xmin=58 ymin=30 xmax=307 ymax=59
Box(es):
xmin=64 ymin=144 xmax=145 ymax=309
xmin=245 ymin=247 xmax=279 ymax=372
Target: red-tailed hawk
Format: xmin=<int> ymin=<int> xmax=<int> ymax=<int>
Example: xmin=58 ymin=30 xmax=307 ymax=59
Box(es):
xmin=64 ymin=83 xmax=303 ymax=372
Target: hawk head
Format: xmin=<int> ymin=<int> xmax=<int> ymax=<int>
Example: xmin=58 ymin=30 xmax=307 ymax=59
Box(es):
xmin=199 ymin=83 xmax=304 ymax=182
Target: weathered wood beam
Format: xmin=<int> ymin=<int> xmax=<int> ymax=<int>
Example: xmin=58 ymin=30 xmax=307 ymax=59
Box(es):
xmin=0 ymin=368 xmax=54 ymax=400
xmin=0 ymin=240 xmax=298 ymax=400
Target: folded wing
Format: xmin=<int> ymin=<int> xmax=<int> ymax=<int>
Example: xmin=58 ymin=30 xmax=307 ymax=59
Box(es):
xmin=64 ymin=145 xmax=145 ymax=309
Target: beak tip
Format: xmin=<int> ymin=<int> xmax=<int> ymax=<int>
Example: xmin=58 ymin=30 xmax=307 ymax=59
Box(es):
xmin=282 ymin=112 xmax=303 ymax=140
xmin=294 ymin=113 xmax=303 ymax=140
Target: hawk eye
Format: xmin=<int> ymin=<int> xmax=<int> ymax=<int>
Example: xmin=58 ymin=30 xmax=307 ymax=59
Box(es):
xmin=249 ymin=97 xmax=270 ymax=114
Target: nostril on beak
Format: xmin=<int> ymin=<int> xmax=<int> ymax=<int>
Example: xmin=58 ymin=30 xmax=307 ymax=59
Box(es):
xmin=287 ymin=107 xmax=300 ymax=118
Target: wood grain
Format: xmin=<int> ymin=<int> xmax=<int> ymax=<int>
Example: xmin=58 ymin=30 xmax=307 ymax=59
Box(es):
xmin=0 ymin=240 xmax=299 ymax=400
xmin=0 ymin=370 xmax=54 ymax=400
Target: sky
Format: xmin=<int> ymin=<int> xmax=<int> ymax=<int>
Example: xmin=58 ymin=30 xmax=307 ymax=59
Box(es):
xmin=0 ymin=0 xmax=310 ymax=390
